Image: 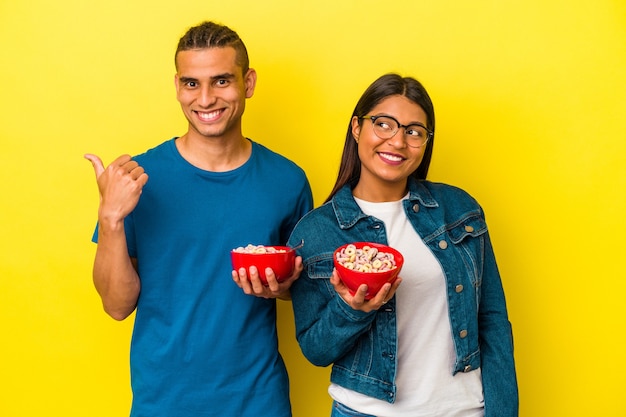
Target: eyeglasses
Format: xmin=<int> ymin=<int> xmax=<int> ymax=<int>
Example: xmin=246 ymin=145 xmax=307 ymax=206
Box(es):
xmin=360 ymin=115 xmax=432 ymax=148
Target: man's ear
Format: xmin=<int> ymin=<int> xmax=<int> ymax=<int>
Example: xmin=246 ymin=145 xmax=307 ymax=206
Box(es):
xmin=244 ymin=68 xmax=257 ymax=98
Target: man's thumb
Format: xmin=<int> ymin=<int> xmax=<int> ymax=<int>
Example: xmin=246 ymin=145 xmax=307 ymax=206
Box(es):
xmin=84 ymin=153 xmax=105 ymax=177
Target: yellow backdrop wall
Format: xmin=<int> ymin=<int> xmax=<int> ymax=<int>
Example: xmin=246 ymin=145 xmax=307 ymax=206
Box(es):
xmin=1 ymin=0 xmax=624 ymax=416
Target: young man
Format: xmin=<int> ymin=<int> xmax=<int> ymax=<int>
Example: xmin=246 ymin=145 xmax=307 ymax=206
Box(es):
xmin=85 ymin=21 xmax=312 ymax=417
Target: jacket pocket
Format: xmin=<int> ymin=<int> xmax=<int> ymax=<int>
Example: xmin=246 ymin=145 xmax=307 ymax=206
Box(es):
xmin=304 ymin=253 xmax=336 ymax=296
xmin=447 ymin=212 xmax=487 ymax=297
xmin=306 ymin=253 xmax=334 ymax=279
xmin=447 ymin=211 xmax=487 ymax=244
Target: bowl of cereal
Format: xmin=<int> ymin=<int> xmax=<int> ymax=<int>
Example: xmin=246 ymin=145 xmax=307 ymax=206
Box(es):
xmin=231 ymin=244 xmax=296 ymax=285
xmin=333 ymin=242 xmax=403 ymax=300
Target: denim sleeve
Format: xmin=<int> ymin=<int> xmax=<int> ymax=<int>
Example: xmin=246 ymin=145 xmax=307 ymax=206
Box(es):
xmin=479 ymin=229 xmax=519 ymax=416
xmin=288 ymin=248 xmax=378 ymax=367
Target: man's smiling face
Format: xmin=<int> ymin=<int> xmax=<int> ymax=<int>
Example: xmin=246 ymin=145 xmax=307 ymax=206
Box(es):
xmin=174 ymin=47 xmax=256 ymax=141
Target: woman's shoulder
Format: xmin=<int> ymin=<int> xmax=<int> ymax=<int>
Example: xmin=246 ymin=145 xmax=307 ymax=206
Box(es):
xmin=423 ymin=180 xmax=473 ymax=196
xmin=288 ymin=201 xmax=336 ymax=238
xmin=297 ymin=201 xmax=336 ymax=224
xmin=417 ymin=180 xmax=483 ymax=211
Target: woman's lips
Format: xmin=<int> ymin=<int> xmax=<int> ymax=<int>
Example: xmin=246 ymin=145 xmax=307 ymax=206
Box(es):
xmin=378 ymin=152 xmax=405 ymax=165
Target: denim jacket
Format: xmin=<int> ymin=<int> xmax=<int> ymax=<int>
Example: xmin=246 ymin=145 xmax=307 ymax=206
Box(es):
xmin=287 ymin=179 xmax=518 ymax=417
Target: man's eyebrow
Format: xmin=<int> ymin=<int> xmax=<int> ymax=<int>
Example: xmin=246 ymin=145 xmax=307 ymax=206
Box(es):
xmin=178 ymin=73 xmax=235 ymax=84
xmin=211 ymin=73 xmax=236 ymax=80
xmin=178 ymin=76 xmax=198 ymax=83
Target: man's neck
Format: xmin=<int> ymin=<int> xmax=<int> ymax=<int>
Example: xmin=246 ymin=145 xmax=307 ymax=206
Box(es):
xmin=175 ymin=131 xmax=252 ymax=172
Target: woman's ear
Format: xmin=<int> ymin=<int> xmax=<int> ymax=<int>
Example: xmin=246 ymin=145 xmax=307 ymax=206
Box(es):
xmin=351 ymin=116 xmax=361 ymax=143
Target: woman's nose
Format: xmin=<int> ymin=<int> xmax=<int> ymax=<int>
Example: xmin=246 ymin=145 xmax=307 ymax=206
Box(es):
xmin=386 ymin=129 xmax=408 ymax=148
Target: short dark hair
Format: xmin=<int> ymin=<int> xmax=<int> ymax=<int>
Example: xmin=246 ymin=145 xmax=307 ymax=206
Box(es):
xmin=326 ymin=73 xmax=436 ymax=203
xmin=175 ymin=21 xmax=249 ymax=74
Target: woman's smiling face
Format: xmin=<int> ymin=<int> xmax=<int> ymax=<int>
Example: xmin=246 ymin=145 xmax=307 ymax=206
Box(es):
xmin=352 ymin=94 xmax=429 ymax=201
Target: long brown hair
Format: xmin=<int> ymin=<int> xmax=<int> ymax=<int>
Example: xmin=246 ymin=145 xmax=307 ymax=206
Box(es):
xmin=325 ymin=73 xmax=435 ymax=203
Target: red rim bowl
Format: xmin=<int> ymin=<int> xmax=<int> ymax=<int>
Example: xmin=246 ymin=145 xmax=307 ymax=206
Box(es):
xmin=230 ymin=246 xmax=296 ymax=285
xmin=333 ymin=242 xmax=404 ymax=300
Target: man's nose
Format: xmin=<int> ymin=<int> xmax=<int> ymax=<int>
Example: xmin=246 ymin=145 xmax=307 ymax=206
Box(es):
xmin=197 ymin=85 xmax=217 ymax=107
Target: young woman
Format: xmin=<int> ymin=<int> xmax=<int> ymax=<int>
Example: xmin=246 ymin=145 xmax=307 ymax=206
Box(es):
xmin=287 ymin=74 xmax=518 ymax=417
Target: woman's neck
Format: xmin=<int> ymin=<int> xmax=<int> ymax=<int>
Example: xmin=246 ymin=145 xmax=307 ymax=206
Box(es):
xmin=352 ymin=179 xmax=408 ymax=202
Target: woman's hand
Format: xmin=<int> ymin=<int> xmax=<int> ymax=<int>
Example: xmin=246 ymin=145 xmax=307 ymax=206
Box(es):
xmin=330 ymin=269 xmax=402 ymax=312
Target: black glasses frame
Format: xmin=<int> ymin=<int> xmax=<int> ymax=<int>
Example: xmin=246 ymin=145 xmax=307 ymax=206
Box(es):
xmin=360 ymin=115 xmax=433 ymax=147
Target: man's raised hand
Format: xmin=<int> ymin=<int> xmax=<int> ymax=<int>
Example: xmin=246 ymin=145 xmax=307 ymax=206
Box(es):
xmin=84 ymin=154 xmax=148 ymax=224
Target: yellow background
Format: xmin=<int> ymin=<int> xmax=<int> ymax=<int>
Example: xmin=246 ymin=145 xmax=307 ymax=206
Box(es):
xmin=1 ymin=0 xmax=624 ymax=415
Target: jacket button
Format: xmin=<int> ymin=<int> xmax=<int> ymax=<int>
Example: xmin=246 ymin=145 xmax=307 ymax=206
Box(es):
xmin=459 ymin=329 xmax=468 ymax=338
xmin=438 ymin=240 xmax=448 ymax=249
xmin=412 ymin=203 xmax=419 ymax=213
xmin=455 ymin=284 xmax=464 ymax=293
xmin=464 ymin=225 xmax=474 ymax=233
xmin=464 ymin=365 xmax=472 ymax=372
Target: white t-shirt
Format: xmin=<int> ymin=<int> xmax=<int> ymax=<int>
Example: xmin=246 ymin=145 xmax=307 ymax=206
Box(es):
xmin=329 ymin=196 xmax=484 ymax=417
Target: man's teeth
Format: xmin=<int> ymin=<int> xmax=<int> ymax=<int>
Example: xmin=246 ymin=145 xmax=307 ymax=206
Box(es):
xmin=198 ymin=110 xmax=220 ymax=120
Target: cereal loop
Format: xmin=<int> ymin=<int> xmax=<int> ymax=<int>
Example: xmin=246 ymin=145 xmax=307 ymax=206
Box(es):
xmin=233 ymin=244 xmax=287 ymax=254
xmin=336 ymin=244 xmax=397 ymax=273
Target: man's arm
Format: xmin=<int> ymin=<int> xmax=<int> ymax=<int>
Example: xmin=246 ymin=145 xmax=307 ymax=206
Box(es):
xmin=92 ymin=219 xmax=141 ymax=320
xmin=85 ymin=153 xmax=148 ymax=320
